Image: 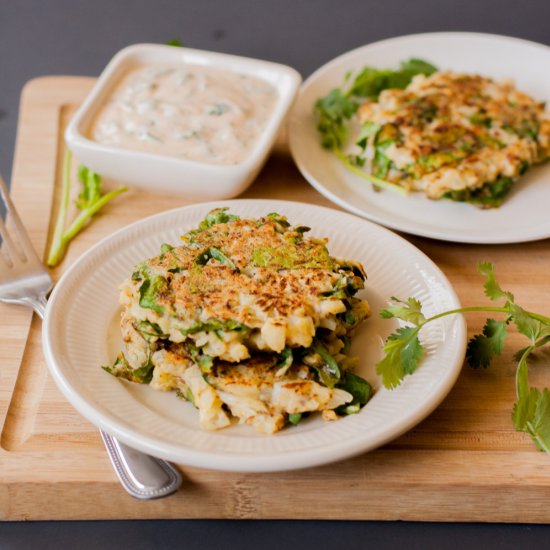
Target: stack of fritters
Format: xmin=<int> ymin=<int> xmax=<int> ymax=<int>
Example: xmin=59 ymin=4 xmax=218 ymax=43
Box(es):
xmin=105 ymin=208 xmax=371 ymax=433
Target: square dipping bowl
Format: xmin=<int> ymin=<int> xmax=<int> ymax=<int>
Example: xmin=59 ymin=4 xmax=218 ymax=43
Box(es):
xmin=65 ymin=44 xmax=302 ymax=200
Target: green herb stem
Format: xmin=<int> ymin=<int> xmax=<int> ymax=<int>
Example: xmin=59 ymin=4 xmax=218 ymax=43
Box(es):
xmin=62 ymin=187 xmax=127 ymax=242
xmin=334 ymin=150 xmax=408 ymax=196
xmin=46 ymin=151 xmax=127 ymax=267
xmin=527 ymin=421 xmax=550 ymax=454
xmin=423 ymin=305 xmax=550 ymax=327
xmin=47 ymin=150 xmax=72 ymax=267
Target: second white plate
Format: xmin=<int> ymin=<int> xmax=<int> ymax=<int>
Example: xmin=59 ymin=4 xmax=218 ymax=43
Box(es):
xmin=43 ymin=200 xmax=466 ymax=472
xmin=288 ymin=32 xmax=550 ymax=244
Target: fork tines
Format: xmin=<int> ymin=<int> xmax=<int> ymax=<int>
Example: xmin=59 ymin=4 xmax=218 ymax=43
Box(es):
xmin=0 ymin=175 xmax=33 ymax=267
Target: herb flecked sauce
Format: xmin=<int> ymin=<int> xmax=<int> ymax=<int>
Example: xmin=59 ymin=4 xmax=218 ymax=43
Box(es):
xmin=90 ymin=64 xmax=278 ymax=164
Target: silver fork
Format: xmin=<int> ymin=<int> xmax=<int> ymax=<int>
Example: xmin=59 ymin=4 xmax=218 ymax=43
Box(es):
xmin=0 ymin=175 xmax=182 ymax=499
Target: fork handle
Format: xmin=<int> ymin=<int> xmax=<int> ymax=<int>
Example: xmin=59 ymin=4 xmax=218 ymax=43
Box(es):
xmin=100 ymin=431 xmax=183 ymax=499
xmin=27 ymin=294 xmax=48 ymax=320
xmin=31 ymin=297 xmax=182 ymax=499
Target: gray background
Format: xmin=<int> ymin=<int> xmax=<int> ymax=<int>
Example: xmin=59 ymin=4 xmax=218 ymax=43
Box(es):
xmin=2 ymin=0 xmax=550 ymax=547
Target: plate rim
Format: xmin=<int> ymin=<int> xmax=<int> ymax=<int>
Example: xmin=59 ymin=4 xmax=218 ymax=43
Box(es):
xmin=42 ymin=199 xmax=467 ymax=472
xmin=288 ymin=31 xmax=550 ymax=244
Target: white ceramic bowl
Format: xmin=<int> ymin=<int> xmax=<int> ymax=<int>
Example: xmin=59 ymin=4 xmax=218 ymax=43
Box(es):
xmin=65 ymin=44 xmax=302 ymax=200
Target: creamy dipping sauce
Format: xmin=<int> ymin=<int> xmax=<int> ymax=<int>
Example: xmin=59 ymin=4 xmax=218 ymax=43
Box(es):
xmin=89 ymin=64 xmax=278 ymax=164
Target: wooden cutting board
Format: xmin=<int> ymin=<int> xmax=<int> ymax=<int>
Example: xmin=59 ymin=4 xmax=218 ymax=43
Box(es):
xmin=2 ymin=76 xmax=550 ymax=522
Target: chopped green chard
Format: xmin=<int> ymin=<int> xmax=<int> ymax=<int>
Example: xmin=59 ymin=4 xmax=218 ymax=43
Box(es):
xmin=377 ymin=261 xmax=550 ymax=455
xmin=160 ymin=243 xmax=174 ymax=254
xmin=198 ymin=354 xmax=214 ymax=373
xmin=441 ymin=176 xmax=514 ymax=208
xmin=310 ymin=339 xmax=341 ymax=388
xmin=276 ymin=347 xmax=294 ymax=377
xmin=135 ymin=320 xmax=166 ymax=342
xmin=182 ymin=342 xmax=214 ymax=374
xmin=138 ymin=272 xmax=169 ymax=314
xmin=182 ymin=208 xmax=240 ymax=243
xmin=265 ymin=212 xmax=291 ymax=229
xmin=195 ymin=247 xmax=237 ymax=271
xmin=336 ymin=372 xmax=373 ymax=415
xmin=288 ymin=413 xmax=303 ymax=425
xmin=103 ymin=353 xmax=154 ymax=384
xmin=180 ymin=319 xmax=248 ymax=336
xmin=176 ymin=388 xmax=195 ymax=405
xmin=198 ymin=207 xmax=239 ymax=230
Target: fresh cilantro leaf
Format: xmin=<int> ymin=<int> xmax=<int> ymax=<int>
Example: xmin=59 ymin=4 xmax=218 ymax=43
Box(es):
xmin=509 ymin=302 xmax=550 ymax=342
xmin=399 ymin=58 xmax=438 ymax=75
xmin=346 ymin=58 xmax=437 ymax=99
xmin=527 ymin=389 xmax=550 ymax=452
xmin=347 ymin=67 xmax=392 ymax=99
xmin=466 ymin=318 xmax=507 ymax=368
xmin=478 ymin=262 xmax=514 ymax=302
xmin=380 ymin=296 xmax=426 ymax=325
xmin=516 ymin=346 xmax=533 ymax=402
xmin=512 ymin=387 xmax=539 ymax=432
xmin=376 ymin=326 xmax=423 ymax=388
xmin=515 ymin=335 xmax=550 ymax=362
xmin=377 ymin=260 xmax=550 ymax=458
xmin=314 ymin=89 xmax=358 ymax=149
xmin=400 ymin=328 xmax=424 ymax=375
xmin=513 ymin=363 xmax=550 ymax=454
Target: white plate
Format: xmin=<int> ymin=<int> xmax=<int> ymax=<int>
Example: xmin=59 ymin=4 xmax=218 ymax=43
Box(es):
xmin=43 ymin=200 xmax=466 ymax=472
xmin=288 ymin=32 xmax=550 ymax=244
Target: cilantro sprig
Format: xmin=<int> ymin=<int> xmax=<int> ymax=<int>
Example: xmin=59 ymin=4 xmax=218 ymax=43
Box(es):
xmin=377 ymin=262 xmax=550 ymax=453
xmin=47 ymin=150 xmax=127 ymax=266
xmin=314 ymin=58 xmax=437 ymax=195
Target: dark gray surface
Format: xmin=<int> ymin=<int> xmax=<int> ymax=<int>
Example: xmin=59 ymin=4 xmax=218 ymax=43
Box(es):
xmin=2 ymin=0 xmax=550 ymax=547
xmin=0 ymin=520 xmax=549 ymax=550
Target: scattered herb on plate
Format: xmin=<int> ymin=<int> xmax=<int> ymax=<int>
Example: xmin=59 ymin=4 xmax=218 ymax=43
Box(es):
xmin=377 ymin=262 xmax=550 ymax=453
xmin=47 ymin=150 xmax=127 ymax=267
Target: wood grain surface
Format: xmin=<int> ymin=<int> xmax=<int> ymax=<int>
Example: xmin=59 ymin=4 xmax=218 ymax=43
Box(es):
xmin=1 ymin=76 xmax=550 ymax=522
